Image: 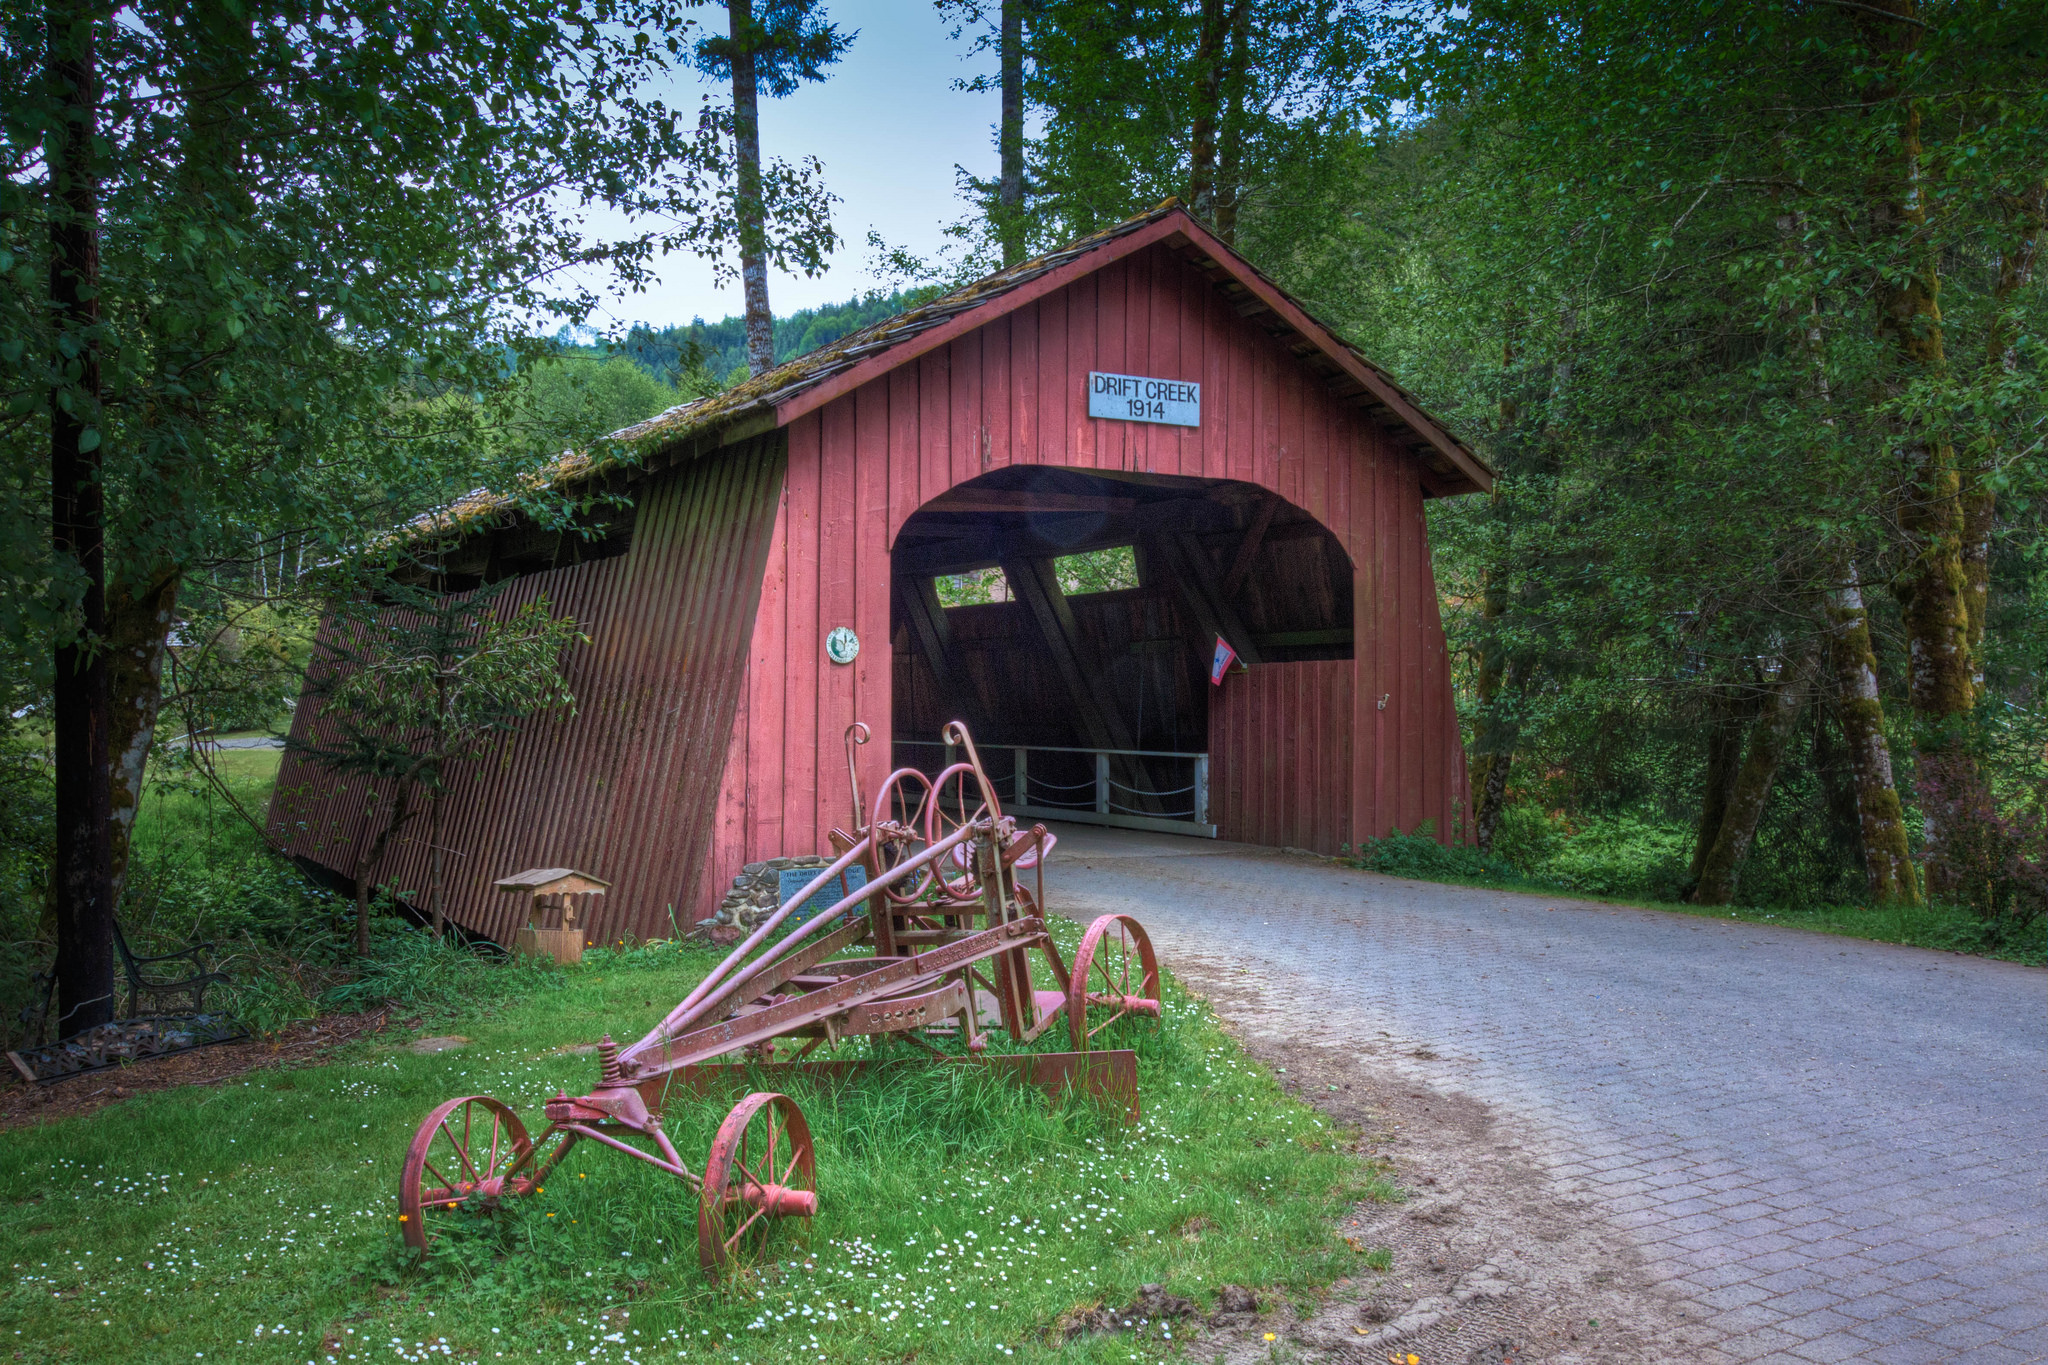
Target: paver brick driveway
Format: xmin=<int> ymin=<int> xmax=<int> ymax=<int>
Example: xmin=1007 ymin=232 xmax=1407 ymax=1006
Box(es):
xmin=1047 ymin=824 xmax=2048 ymax=1364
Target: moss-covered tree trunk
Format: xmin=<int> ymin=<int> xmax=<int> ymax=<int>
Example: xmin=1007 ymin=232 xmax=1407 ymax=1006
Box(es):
xmin=105 ymin=568 xmax=181 ymax=912
xmin=1827 ymin=567 xmax=1916 ymax=904
xmin=1861 ymin=1 xmax=1975 ymax=885
xmin=1692 ymin=647 xmax=1819 ymax=907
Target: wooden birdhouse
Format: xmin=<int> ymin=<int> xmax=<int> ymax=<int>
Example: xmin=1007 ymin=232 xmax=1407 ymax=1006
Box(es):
xmin=495 ymin=867 xmax=610 ymax=965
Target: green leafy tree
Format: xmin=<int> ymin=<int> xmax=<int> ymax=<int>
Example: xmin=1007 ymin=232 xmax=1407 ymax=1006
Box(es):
xmin=697 ymin=0 xmax=853 ymax=375
xmin=2 ymin=0 xmax=838 ymax=1030
xmin=502 ymin=356 xmax=695 ymax=461
xmin=1304 ymin=0 xmax=2047 ymax=908
xmin=954 ymin=0 xmax=1384 ymax=258
xmin=290 ymin=583 xmax=583 ymax=954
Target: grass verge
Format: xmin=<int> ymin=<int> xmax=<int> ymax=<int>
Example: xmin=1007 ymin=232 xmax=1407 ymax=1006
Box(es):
xmin=0 ymin=920 xmax=1393 ymax=1364
xmin=1349 ymin=832 xmax=2044 ymax=968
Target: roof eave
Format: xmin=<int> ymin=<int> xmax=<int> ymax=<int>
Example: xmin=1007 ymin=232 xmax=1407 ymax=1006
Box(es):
xmin=613 ymin=202 xmax=1491 ymax=499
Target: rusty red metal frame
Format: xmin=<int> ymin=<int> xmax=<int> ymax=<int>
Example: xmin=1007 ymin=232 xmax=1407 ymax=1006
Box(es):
xmin=397 ymin=719 xmax=1164 ymax=1276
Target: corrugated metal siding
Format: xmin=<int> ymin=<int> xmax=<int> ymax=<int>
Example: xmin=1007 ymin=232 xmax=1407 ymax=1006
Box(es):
xmin=1209 ymin=661 xmax=1354 ymax=852
xmin=704 ymin=241 xmax=1470 ymax=918
xmin=269 ymin=434 xmax=787 ymax=944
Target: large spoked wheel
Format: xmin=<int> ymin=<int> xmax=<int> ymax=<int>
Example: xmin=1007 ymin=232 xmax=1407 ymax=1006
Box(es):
xmin=1067 ymin=914 xmax=1162 ymax=1052
xmin=872 ymin=768 xmax=937 ymax=906
xmin=399 ymin=1095 xmax=535 ymax=1252
xmin=928 ymin=762 xmax=989 ymax=901
xmin=698 ymin=1091 xmax=817 ymax=1276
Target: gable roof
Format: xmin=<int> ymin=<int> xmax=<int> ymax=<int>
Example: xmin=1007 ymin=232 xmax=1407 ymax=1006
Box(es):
xmin=421 ymin=201 xmax=1489 ymax=541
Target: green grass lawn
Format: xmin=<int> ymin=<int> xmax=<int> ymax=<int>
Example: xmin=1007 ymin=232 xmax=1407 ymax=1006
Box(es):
xmin=1351 ymin=831 xmax=2045 ymax=968
xmin=127 ymin=745 xmax=283 ymax=876
xmin=0 ymin=924 xmax=1390 ymax=1364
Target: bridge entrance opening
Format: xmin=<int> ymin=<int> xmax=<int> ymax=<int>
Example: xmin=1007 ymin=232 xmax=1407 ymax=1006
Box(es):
xmin=888 ymin=466 xmax=1353 ymax=838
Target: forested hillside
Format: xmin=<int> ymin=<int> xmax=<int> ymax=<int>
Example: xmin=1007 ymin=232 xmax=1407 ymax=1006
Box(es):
xmin=563 ymin=289 xmax=943 ymax=390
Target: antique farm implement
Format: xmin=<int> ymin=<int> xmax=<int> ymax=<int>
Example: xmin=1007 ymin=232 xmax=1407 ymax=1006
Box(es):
xmin=399 ymin=721 xmax=1162 ymax=1274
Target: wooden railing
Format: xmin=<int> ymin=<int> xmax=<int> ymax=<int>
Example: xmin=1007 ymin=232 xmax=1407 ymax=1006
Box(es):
xmin=892 ymin=739 xmax=1215 ymax=838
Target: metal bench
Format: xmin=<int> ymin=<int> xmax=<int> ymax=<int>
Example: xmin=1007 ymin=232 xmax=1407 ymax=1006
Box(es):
xmin=111 ymin=921 xmax=232 ymax=1019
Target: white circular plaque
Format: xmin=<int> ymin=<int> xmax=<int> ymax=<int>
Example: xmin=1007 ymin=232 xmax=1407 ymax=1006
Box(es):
xmin=825 ymin=626 xmax=861 ymax=665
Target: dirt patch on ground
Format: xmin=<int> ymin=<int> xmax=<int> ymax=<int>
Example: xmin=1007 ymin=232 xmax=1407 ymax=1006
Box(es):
xmin=0 ymin=1008 xmax=390 ymax=1132
xmin=1177 ymin=964 xmax=1716 ymax=1365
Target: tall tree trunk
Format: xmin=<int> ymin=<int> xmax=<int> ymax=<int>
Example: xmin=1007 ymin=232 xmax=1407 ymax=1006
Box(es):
xmin=352 ymin=783 xmax=416 ymax=956
xmin=997 ymin=0 xmax=1027 ymax=267
xmin=105 ymin=569 xmax=181 ymax=913
xmin=1965 ymin=180 xmax=2045 ymax=698
xmin=1186 ymin=0 xmax=1228 ymax=219
xmin=1692 ymin=647 xmax=1819 ymax=907
xmin=1470 ymin=327 xmax=1522 ymax=852
xmin=1827 ymin=566 xmax=1916 ymax=904
xmin=1862 ymin=1 xmax=1974 ymax=878
xmin=1212 ymin=0 xmax=1249 ymax=246
xmin=48 ymin=0 xmax=116 ymax=1035
xmin=1686 ymin=686 xmax=1747 ymax=893
xmin=729 ymin=0 xmax=774 ymax=377
xmin=1470 ymin=578 xmax=1515 ymax=853
xmin=429 ymin=792 xmax=446 ymax=938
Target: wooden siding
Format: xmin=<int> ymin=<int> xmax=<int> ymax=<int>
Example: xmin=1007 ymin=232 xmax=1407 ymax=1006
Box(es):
xmin=705 ymin=241 xmax=1467 ymax=917
xmin=269 ymin=435 xmax=787 ymax=944
xmin=1208 ymin=661 xmax=1354 ymax=853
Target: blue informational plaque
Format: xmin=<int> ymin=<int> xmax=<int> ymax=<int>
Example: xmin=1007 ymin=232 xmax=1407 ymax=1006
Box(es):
xmin=777 ymin=864 xmax=868 ymax=930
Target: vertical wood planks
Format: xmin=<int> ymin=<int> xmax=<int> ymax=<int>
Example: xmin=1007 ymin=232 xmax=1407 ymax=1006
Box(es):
xmin=269 ymin=436 xmax=787 ymax=944
xmin=711 ymin=239 xmax=1472 ymax=892
xmin=1208 ymin=661 xmax=1354 ymax=853
xmin=278 ymin=235 xmax=1477 ymax=945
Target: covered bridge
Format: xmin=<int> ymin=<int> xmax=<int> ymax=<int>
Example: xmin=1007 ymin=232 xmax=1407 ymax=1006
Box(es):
xmin=268 ymin=202 xmax=1493 ymax=946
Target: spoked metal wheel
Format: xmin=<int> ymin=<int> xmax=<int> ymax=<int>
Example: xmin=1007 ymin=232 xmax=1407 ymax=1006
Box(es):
xmin=1066 ymin=914 xmax=1162 ymax=1051
xmin=927 ymin=762 xmax=989 ymax=901
xmin=697 ymin=1091 xmax=817 ymax=1276
xmin=399 ymin=1095 xmax=536 ymax=1252
xmin=871 ymin=768 xmax=937 ymax=906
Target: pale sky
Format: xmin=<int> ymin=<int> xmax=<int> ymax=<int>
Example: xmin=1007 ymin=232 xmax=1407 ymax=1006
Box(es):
xmin=580 ymin=0 xmax=1001 ymax=336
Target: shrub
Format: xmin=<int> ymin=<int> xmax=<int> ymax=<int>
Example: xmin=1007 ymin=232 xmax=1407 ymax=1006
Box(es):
xmin=1916 ymin=755 xmax=2047 ymax=947
xmin=0 ymin=742 xmax=54 ymax=1046
xmin=316 ymin=922 xmax=560 ymax=1018
xmin=1351 ymin=821 xmax=1523 ymax=882
xmin=1533 ymin=810 xmax=1693 ymax=900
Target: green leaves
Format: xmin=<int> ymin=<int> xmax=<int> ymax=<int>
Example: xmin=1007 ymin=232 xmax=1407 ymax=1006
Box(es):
xmin=296 ymin=581 xmax=585 ymax=796
xmin=3 ymin=0 xmax=840 ymax=673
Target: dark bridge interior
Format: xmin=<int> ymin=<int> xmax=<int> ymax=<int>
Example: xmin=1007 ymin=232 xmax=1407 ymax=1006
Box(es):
xmin=889 ymin=467 xmax=1352 ymax=816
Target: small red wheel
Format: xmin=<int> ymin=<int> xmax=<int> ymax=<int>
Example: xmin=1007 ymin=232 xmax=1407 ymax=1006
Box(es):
xmin=399 ymin=1095 xmax=535 ymax=1251
xmin=697 ymin=1091 xmax=817 ymax=1276
xmin=871 ymin=768 xmax=937 ymax=905
xmin=927 ymin=763 xmax=989 ymax=901
xmin=1067 ymin=914 xmax=1162 ymax=1051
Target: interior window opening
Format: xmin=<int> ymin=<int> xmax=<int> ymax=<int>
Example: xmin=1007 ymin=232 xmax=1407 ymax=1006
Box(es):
xmin=936 ymin=566 xmax=1010 ymax=606
xmin=1052 ymin=544 xmax=1139 ymax=595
